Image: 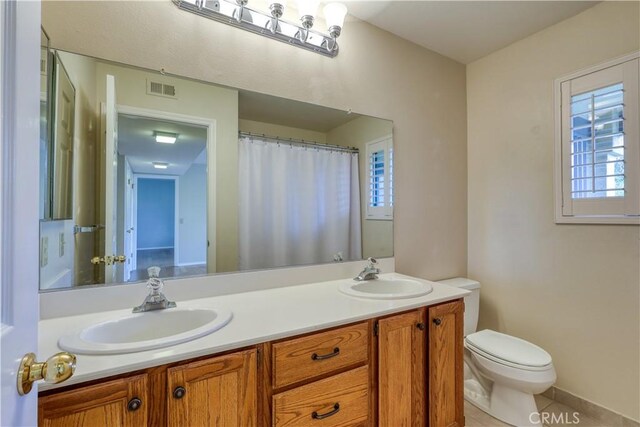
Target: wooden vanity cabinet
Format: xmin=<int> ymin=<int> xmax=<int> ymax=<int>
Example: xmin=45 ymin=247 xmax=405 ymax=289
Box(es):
xmin=38 ymin=374 xmax=148 ymax=427
xmin=38 ymin=349 xmax=257 ymax=427
xmin=427 ymin=300 xmax=465 ymax=427
xmin=264 ymin=322 xmax=373 ymax=427
xmin=167 ymin=349 xmax=258 ymax=426
xmin=39 ymin=299 xmax=464 ymax=427
xmin=377 ymin=309 xmax=426 ymax=427
xmin=376 ymin=299 xmax=464 ymax=427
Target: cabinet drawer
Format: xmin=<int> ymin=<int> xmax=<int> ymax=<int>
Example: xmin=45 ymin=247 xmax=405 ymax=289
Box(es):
xmin=273 ymin=366 xmax=369 ymax=427
xmin=272 ymin=322 xmax=369 ymax=389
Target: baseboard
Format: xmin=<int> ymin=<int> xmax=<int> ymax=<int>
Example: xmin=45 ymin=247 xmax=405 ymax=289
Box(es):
xmin=542 ymin=386 xmax=639 ymax=427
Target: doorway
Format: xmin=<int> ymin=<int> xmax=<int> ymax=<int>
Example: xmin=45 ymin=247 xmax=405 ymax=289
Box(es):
xmin=133 ymin=175 xmax=178 ymax=275
xmin=116 ymin=109 xmax=211 ymax=282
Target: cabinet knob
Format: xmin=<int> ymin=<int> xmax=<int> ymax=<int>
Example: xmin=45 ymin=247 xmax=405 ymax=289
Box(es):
xmin=127 ymin=397 xmax=142 ymax=412
xmin=416 ymin=322 xmax=426 ymax=330
xmin=173 ymin=386 xmax=186 ymax=399
xmin=433 ymin=318 xmax=442 ymax=326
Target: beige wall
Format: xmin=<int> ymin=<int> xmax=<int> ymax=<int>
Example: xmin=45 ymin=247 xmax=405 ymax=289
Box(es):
xmin=93 ymin=62 xmax=239 ymax=273
xmin=467 ymin=2 xmax=640 ymax=420
xmin=327 ymin=116 xmax=394 ymax=258
xmin=42 ymin=0 xmax=468 ymax=281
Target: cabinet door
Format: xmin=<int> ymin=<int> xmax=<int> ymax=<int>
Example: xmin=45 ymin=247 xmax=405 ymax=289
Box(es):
xmin=38 ymin=374 xmax=148 ymax=427
xmin=378 ymin=309 xmax=426 ymax=427
xmin=167 ymin=349 xmax=257 ymax=427
xmin=428 ymin=300 xmax=464 ymax=427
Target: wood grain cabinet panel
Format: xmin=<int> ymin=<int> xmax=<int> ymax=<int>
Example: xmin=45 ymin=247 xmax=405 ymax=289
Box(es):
xmin=38 ymin=374 xmax=148 ymax=427
xmin=377 ymin=309 xmax=427 ymax=427
xmin=428 ymin=300 xmax=464 ymax=427
xmin=272 ymin=322 xmax=369 ymax=389
xmin=167 ymin=349 xmax=257 ymax=427
xmin=272 ymin=366 xmax=369 ymax=427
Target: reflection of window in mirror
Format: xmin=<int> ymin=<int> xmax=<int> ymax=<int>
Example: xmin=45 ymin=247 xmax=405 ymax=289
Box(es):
xmin=366 ymin=136 xmax=393 ymax=220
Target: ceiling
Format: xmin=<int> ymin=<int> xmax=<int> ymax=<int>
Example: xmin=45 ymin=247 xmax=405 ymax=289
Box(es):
xmin=346 ymin=1 xmax=598 ymax=64
xmin=118 ymin=115 xmax=207 ymax=176
xmin=239 ymin=91 xmax=360 ymax=132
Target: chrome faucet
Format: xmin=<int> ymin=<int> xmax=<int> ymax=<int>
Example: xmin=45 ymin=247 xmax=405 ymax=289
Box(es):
xmin=354 ymin=257 xmax=381 ymax=281
xmin=133 ymin=266 xmax=177 ymax=313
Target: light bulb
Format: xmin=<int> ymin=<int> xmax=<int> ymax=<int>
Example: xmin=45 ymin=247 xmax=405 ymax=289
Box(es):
xmin=323 ymin=2 xmax=347 ymax=30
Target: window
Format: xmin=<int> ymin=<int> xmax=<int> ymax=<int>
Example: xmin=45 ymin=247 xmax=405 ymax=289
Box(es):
xmin=366 ymin=136 xmax=393 ymax=220
xmin=555 ymin=53 xmax=639 ymax=224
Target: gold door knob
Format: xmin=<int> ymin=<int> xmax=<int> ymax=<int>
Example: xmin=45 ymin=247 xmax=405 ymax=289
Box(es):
xmin=91 ymin=255 xmax=127 ymax=265
xmin=17 ymin=352 xmax=76 ymax=395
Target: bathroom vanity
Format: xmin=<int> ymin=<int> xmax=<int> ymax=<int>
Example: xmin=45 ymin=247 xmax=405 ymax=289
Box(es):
xmin=37 ymin=275 xmax=466 ymax=427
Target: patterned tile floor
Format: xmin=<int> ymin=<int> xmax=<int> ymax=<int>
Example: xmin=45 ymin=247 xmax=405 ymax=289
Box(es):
xmin=465 ymin=394 xmax=604 ymax=426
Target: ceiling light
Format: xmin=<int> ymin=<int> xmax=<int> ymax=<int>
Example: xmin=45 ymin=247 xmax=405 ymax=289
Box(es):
xmin=153 ymin=162 xmax=169 ymax=169
xmin=154 ymin=131 xmax=178 ymax=144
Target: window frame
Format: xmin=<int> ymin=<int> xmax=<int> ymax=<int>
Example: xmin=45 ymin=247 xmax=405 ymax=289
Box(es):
xmin=554 ymin=52 xmax=640 ymax=225
xmin=365 ymin=135 xmax=393 ymax=221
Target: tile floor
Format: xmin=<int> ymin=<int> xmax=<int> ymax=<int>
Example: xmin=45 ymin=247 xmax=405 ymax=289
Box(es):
xmin=465 ymin=394 xmax=604 ymax=426
xmin=129 ymin=248 xmax=206 ymax=282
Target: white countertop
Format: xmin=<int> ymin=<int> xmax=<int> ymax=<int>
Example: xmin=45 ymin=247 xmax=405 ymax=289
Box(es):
xmin=38 ymin=273 xmax=468 ymax=391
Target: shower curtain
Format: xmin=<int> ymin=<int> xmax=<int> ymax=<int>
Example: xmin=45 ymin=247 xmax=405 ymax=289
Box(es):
xmin=238 ymin=136 xmax=362 ymax=270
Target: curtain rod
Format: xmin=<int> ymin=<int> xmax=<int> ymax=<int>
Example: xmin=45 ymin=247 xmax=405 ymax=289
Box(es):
xmin=239 ymin=131 xmax=359 ymax=153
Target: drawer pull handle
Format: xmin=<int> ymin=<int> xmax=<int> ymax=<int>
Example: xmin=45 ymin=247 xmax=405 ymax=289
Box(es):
xmin=312 ymin=403 xmax=340 ymax=420
xmin=127 ymin=397 xmax=142 ymax=412
xmin=311 ymin=347 xmax=340 ymax=361
xmin=433 ymin=318 xmax=442 ymax=326
xmin=173 ymin=386 xmax=186 ymax=399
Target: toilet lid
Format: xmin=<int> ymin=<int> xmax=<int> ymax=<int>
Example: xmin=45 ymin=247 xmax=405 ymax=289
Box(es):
xmin=465 ymin=329 xmax=552 ymax=368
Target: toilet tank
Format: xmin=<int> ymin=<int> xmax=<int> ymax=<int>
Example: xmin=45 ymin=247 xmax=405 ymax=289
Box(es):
xmin=437 ymin=278 xmax=480 ymax=337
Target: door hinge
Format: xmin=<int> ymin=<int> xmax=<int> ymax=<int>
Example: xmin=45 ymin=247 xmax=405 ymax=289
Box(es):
xmin=373 ymin=321 xmax=379 ymax=337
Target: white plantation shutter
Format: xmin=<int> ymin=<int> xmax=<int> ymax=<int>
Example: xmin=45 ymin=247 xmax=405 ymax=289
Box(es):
xmin=366 ymin=136 xmax=393 ymax=220
xmin=557 ymin=55 xmax=640 ymax=223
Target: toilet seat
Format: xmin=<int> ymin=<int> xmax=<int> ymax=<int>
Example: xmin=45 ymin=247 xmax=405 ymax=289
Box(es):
xmin=465 ymin=330 xmax=552 ymax=371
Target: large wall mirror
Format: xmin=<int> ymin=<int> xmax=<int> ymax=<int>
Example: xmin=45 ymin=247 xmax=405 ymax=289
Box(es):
xmin=39 ymin=44 xmax=394 ymax=291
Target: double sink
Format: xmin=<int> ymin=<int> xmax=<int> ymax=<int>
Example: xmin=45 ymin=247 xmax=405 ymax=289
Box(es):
xmin=58 ymin=275 xmax=433 ymax=356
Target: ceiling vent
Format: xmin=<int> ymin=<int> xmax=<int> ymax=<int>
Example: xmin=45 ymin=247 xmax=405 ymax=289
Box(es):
xmin=146 ymin=79 xmax=178 ymax=99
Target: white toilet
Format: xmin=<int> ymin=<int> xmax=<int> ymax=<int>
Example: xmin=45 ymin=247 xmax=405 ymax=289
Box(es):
xmin=439 ymin=278 xmax=556 ymax=427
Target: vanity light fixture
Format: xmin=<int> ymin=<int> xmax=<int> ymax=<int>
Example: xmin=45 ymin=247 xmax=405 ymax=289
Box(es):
xmin=153 ymin=162 xmax=169 ymax=169
xmin=154 ymin=131 xmax=178 ymax=144
xmin=174 ymin=0 xmax=347 ymax=57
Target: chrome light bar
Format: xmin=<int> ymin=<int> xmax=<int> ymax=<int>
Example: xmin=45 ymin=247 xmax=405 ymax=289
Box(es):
xmin=173 ymin=0 xmax=341 ymax=58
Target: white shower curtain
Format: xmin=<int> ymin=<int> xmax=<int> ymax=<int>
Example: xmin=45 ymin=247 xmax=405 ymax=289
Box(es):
xmin=238 ymin=136 xmax=362 ymax=270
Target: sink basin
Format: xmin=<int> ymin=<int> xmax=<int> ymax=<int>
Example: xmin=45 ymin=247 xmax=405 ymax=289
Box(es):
xmin=58 ymin=308 xmax=232 ymax=355
xmin=339 ymin=277 xmax=433 ymax=300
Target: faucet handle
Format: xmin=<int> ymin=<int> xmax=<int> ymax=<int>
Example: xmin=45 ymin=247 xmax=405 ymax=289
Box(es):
xmin=147 ymin=266 xmax=161 ymax=278
xmin=367 ymin=257 xmax=378 ymax=266
xmin=146 ymin=266 xmax=163 ymax=293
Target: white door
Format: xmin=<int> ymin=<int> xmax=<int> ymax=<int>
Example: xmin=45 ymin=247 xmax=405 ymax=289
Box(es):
xmin=1 ymin=1 xmax=41 ymax=424
xmin=124 ymin=158 xmax=135 ymax=280
xmin=103 ymin=74 xmax=118 ymax=283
